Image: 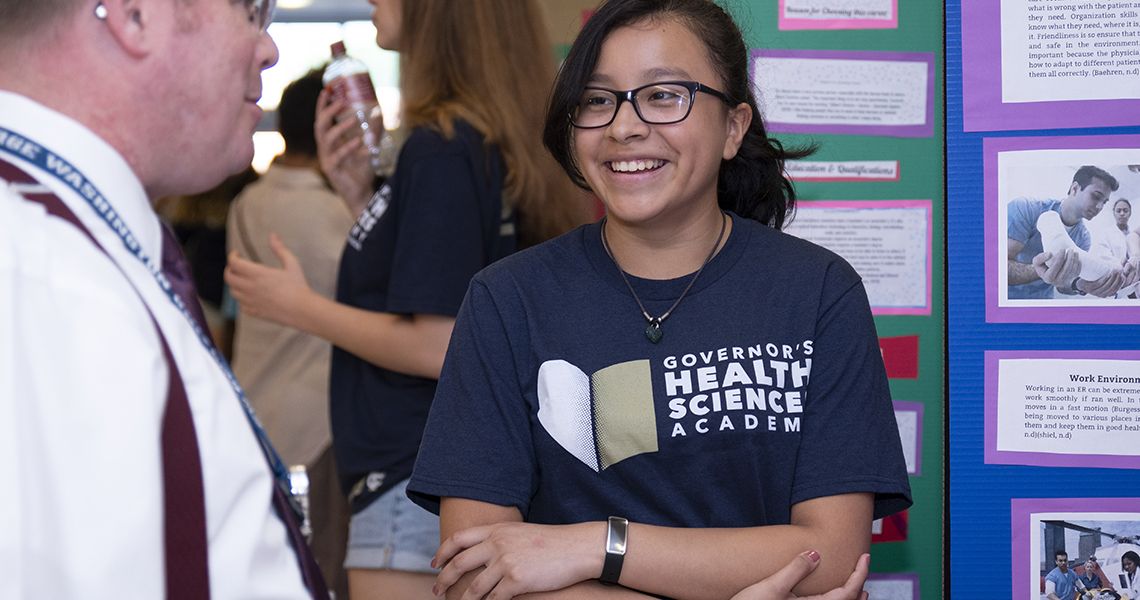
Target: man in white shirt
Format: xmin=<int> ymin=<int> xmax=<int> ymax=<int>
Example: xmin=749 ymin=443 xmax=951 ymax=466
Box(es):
xmin=0 ymin=0 xmax=319 ymax=598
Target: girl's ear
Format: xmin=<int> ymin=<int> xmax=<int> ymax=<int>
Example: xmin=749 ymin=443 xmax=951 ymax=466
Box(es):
xmin=722 ymin=102 xmax=752 ymax=161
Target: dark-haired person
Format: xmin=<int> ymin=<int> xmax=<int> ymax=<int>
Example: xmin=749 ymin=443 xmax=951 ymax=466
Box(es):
xmin=405 ymin=0 xmax=911 ymax=598
xmin=227 ymin=67 xmax=355 ymax=596
xmin=1121 ymin=551 xmax=1140 ymax=599
xmin=1046 ymin=551 xmax=1078 ymax=600
xmin=1007 ymin=165 xmax=1124 ymax=299
xmin=1091 ymin=198 xmax=1140 ymax=299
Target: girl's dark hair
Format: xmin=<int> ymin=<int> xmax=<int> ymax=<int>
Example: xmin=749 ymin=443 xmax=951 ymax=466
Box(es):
xmin=542 ymin=0 xmax=814 ymax=230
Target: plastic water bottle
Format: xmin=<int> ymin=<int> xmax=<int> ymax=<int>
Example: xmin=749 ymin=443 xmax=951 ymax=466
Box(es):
xmin=323 ymin=41 xmax=394 ymax=176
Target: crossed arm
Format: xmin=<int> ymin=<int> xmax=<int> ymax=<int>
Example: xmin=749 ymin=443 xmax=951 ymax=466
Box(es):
xmin=434 ymin=493 xmax=873 ymax=600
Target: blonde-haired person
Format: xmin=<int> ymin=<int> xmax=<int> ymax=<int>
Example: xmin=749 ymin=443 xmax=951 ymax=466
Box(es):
xmin=225 ymin=1 xmax=589 ymax=599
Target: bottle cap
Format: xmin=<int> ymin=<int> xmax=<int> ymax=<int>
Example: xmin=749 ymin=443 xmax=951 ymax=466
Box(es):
xmin=330 ymin=41 xmax=347 ymax=56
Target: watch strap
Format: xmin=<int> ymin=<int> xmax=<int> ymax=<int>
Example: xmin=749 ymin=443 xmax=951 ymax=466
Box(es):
xmin=600 ymin=516 xmax=628 ymax=585
xmin=1070 ymin=277 xmax=1086 ymax=295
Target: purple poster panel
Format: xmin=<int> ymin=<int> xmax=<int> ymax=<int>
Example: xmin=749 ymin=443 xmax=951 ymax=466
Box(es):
xmin=778 ymin=0 xmax=898 ymax=30
xmin=985 ymin=350 xmax=1140 ymax=471
xmin=751 ymin=50 xmax=934 ymax=138
xmin=984 ymin=134 xmax=1140 ymax=324
xmin=962 ymin=1 xmax=1140 ymax=132
xmin=1011 ymin=498 xmax=1140 ymax=600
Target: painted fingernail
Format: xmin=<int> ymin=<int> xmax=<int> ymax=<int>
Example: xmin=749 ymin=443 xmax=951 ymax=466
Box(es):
xmin=430 ymin=558 xmax=437 ymax=568
xmin=806 ymin=550 xmax=821 ymax=563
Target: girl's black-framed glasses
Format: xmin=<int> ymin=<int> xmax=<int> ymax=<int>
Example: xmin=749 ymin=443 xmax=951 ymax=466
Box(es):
xmin=570 ymin=80 xmax=735 ymax=129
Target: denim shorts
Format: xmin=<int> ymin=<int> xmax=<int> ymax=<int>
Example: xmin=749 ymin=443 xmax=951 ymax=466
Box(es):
xmin=343 ymin=478 xmax=441 ymax=573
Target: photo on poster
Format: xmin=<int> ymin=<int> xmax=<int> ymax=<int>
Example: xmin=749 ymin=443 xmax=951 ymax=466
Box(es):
xmin=784 ymin=200 xmax=932 ymax=315
xmin=1011 ymin=498 xmax=1140 ymax=600
xmin=863 ymin=573 xmax=918 ymax=600
xmin=778 ymin=0 xmax=898 ymax=30
xmin=984 ymin=350 xmax=1140 ymax=471
xmin=961 ymin=1 xmax=1140 ymax=131
xmin=984 ymin=135 xmax=1140 ymax=324
xmin=751 ymin=50 xmax=934 ymax=138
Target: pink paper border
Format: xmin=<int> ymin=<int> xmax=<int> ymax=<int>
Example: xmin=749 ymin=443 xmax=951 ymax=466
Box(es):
xmin=1011 ymin=498 xmax=1140 ymax=600
xmin=778 ymin=0 xmax=899 ymax=30
xmin=789 ymin=161 xmax=901 ymax=183
xmin=752 ymin=49 xmax=934 ymax=138
xmin=984 ymin=350 xmax=1140 ymax=470
xmin=795 ymin=200 xmax=933 ymax=315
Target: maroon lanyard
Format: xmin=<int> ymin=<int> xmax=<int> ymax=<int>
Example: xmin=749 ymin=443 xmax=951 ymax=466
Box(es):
xmin=1 ymin=158 xmax=210 ymax=598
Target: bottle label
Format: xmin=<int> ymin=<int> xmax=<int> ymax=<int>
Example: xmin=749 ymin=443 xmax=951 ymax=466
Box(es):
xmin=328 ymin=73 xmax=378 ymax=107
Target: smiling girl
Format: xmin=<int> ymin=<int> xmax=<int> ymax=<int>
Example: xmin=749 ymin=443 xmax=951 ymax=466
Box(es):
xmin=407 ymin=1 xmax=911 ymax=598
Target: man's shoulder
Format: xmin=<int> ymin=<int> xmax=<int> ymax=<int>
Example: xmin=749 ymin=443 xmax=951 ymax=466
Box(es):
xmin=1009 ymin=197 xmax=1060 ymax=215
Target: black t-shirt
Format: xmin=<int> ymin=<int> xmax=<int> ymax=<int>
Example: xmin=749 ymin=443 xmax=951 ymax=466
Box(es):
xmin=409 ymin=214 xmax=912 ymax=525
xmin=331 ymin=120 xmax=515 ymax=511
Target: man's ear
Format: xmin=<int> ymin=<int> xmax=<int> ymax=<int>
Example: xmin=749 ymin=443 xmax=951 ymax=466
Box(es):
xmin=1068 ymin=180 xmax=1082 ymax=197
xmin=97 ymin=0 xmax=156 ymax=58
xmin=722 ymin=102 xmax=753 ymax=161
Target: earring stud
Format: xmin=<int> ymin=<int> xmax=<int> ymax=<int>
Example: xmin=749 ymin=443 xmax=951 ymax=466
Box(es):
xmin=94 ymin=2 xmax=108 ymax=20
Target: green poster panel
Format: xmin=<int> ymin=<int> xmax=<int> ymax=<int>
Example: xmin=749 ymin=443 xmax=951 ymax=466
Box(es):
xmin=724 ymin=1 xmax=945 ymax=598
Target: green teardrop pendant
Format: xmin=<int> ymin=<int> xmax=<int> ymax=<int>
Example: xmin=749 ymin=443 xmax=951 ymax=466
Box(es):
xmin=645 ymin=320 xmax=663 ymax=344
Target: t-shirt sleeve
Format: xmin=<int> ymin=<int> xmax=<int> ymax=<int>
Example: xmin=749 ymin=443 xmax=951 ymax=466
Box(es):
xmin=386 ymin=142 xmax=494 ymax=317
xmin=789 ymin=261 xmax=912 ymax=520
xmin=408 ymin=277 xmax=538 ymax=515
xmin=1007 ymin=198 xmax=1039 ymax=246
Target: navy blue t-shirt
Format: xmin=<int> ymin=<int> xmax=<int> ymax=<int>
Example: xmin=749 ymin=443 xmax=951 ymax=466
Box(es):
xmin=331 ymin=120 xmax=515 ymax=511
xmin=409 ymin=213 xmax=911 ymax=526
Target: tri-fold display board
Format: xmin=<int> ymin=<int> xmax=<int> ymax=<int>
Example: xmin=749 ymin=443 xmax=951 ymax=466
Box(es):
xmin=950 ymin=0 xmax=1140 ymax=598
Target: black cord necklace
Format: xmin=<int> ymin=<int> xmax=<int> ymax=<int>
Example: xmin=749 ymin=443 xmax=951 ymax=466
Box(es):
xmin=600 ymin=211 xmax=728 ymax=344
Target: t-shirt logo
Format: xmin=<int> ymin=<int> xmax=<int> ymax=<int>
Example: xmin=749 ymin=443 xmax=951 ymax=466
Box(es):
xmin=536 ymin=359 xmax=658 ymax=472
xmin=347 ymin=183 xmax=391 ymax=251
xmin=538 ymin=341 xmax=815 ymax=472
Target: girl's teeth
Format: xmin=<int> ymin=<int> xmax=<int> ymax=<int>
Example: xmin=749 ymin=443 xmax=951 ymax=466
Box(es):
xmin=611 ymin=160 xmax=663 ymax=172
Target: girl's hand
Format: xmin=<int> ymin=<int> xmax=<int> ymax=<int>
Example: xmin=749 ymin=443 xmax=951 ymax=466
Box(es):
xmin=315 ymin=89 xmax=378 ymax=216
xmin=730 ymin=552 xmax=870 ymax=600
xmin=432 ymin=521 xmax=602 ymax=599
xmin=224 ymin=233 xmax=314 ymax=329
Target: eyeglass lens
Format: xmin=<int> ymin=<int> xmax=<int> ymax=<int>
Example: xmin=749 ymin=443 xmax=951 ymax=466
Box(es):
xmin=574 ymin=83 xmax=694 ymax=128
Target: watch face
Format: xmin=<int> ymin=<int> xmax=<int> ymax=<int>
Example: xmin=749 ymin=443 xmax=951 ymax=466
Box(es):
xmin=606 ymin=517 xmax=628 ymax=555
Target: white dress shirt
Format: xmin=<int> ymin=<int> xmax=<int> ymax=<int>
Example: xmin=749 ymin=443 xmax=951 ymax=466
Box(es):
xmin=0 ymin=91 xmax=309 ymax=599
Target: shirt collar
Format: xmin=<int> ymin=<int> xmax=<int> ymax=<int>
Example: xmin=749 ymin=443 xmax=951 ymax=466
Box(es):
xmin=0 ymin=89 xmax=160 ymax=261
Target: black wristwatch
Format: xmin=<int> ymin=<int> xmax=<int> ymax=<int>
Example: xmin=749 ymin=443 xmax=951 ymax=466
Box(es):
xmin=1070 ymin=277 xmax=1086 ymax=295
xmin=599 ymin=516 xmax=628 ymax=585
